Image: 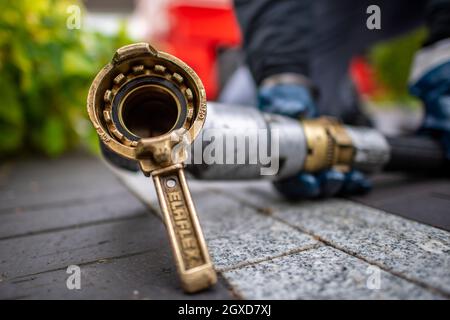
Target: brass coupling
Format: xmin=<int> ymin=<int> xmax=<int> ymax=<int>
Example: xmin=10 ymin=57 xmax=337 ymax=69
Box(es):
xmin=87 ymin=43 xmax=216 ymax=293
xmin=301 ymin=117 xmax=355 ymax=173
xmin=87 ymin=43 xmax=207 ymax=174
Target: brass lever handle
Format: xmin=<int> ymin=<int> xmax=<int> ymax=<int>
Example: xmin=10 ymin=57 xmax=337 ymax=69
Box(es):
xmin=87 ymin=43 xmax=216 ymax=293
xmin=152 ymin=164 xmax=216 ymax=292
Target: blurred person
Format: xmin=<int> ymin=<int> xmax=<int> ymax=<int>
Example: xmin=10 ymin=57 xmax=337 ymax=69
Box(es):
xmin=231 ymin=0 xmax=450 ymax=199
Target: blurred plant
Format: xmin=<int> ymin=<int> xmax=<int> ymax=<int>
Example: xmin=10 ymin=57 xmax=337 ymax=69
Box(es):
xmin=368 ymin=28 xmax=426 ymax=105
xmin=0 ymin=0 xmax=132 ymax=158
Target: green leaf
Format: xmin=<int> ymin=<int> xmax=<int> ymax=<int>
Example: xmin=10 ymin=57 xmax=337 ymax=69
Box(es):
xmin=63 ymin=48 xmax=94 ymax=77
xmin=0 ymin=74 xmax=25 ymax=155
xmin=40 ymin=115 xmax=67 ymax=156
xmin=0 ymin=0 xmax=132 ymax=158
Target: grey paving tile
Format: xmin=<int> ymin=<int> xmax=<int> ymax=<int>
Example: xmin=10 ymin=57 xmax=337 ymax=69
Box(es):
xmin=200 ymin=181 xmax=450 ymax=296
xmin=0 ymin=216 xmax=162 ymax=279
xmin=0 ymin=192 xmax=146 ymax=239
xmin=1 ymin=153 xmax=109 ymax=190
xmin=114 ymin=169 xmax=319 ymax=270
xmin=223 ymin=246 xmax=444 ymax=300
xmin=275 ymin=200 xmax=450 ymax=295
xmin=202 ymin=180 xmax=284 ymax=210
xmin=0 ymin=155 xmax=125 ymax=211
xmin=350 ymin=177 xmax=450 ymax=231
xmin=0 ymin=251 xmax=232 ymax=300
xmin=224 ymin=191 xmax=450 ymax=296
xmin=112 ymin=167 xmax=160 ymax=210
xmin=194 ymin=192 xmax=319 ymax=270
xmin=112 ymin=167 xmax=268 ymax=213
xmin=110 ymin=167 xmax=450 ymax=298
xmin=0 ymin=156 xmax=234 ymax=300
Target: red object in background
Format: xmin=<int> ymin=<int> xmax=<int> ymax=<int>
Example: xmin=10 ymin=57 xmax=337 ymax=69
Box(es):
xmin=158 ymin=1 xmax=242 ymax=99
xmin=350 ymin=56 xmax=378 ymax=97
xmin=158 ymin=2 xmax=380 ymax=100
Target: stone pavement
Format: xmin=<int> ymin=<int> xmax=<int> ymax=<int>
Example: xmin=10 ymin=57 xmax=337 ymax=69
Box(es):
xmin=0 ymin=153 xmax=449 ymax=299
xmin=114 ymin=163 xmax=450 ymax=299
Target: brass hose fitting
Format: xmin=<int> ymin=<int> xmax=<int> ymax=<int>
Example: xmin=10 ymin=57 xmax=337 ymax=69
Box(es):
xmin=301 ymin=117 xmax=355 ymax=173
xmin=87 ymin=43 xmax=216 ymax=293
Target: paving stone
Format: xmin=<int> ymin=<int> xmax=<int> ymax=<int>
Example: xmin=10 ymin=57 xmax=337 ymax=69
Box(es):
xmin=273 ymin=200 xmax=450 ymax=295
xmin=0 ymin=251 xmax=232 ymax=300
xmin=0 ymin=155 xmax=125 ymax=212
xmin=111 ymin=166 xmax=266 ymax=212
xmin=216 ymin=187 xmax=450 ymax=296
xmin=223 ymin=246 xmax=444 ymax=300
xmin=194 ymin=192 xmax=320 ymax=270
xmin=350 ymin=177 xmax=450 ymax=231
xmin=0 ymin=156 xmax=234 ymax=299
xmin=104 ymin=165 xmax=450 ymax=298
xmin=0 ymin=216 xmax=165 ymax=279
xmin=0 ymin=192 xmax=146 ymax=239
xmin=111 ymin=167 xmax=160 ymax=210
xmin=197 ymin=180 xmax=282 ymax=210
xmin=113 ymin=169 xmax=319 ymax=270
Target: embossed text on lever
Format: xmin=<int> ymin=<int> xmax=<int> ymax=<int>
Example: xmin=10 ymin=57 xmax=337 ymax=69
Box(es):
xmin=152 ymin=164 xmax=217 ymax=292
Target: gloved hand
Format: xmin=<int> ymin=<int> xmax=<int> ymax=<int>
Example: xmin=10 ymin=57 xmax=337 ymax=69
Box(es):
xmin=273 ymin=169 xmax=371 ymax=200
xmin=258 ymin=75 xmax=371 ymax=199
xmin=409 ymin=39 xmax=450 ymax=160
xmin=258 ymin=83 xmax=317 ymax=118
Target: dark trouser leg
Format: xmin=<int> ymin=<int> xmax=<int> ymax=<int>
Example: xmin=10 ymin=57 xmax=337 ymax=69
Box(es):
xmin=425 ymin=0 xmax=450 ymax=46
xmin=310 ymin=0 xmax=426 ymax=122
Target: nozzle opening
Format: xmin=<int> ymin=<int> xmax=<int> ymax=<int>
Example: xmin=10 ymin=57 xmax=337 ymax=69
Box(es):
xmin=120 ymin=85 xmax=179 ymax=139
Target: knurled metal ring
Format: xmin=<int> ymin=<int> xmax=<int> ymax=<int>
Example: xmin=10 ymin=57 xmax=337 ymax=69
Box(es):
xmin=101 ymin=63 xmax=196 ymax=147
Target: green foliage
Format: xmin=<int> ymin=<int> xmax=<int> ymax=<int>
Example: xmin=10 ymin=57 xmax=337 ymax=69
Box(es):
xmin=0 ymin=0 xmax=132 ymax=158
xmin=369 ymin=29 xmax=426 ymax=104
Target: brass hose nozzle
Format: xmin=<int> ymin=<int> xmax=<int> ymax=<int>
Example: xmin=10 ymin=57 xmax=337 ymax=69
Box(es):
xmin=87 ymin=43 xmax=216 ymax=293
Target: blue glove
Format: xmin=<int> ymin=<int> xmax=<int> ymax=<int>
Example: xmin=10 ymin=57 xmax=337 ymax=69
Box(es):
xmin=258 ymin=84 xmax=317 ymax=118
xmin=409 ymin=39 xmax=450 ymax=160
xmin=258 ymin=80 xmax=371 ymax=199
xmin=273 ymin=170 xmax=372 ymax=200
